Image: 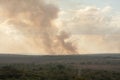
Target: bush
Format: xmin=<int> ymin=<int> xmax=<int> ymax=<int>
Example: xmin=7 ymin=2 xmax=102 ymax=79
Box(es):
xmin=0 ymin=64 xmax=120 ymax=80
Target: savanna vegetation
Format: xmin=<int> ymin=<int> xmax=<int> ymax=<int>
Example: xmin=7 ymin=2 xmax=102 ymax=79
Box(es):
xmin=0 ymin=54 xmax=120 ymax=80
xmin=0 ymin=64 xmax=120 ymax=80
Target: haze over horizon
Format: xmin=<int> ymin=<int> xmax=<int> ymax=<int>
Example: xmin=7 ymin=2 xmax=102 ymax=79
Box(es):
xmin=0 ymin=0 xmax=120 ymax=55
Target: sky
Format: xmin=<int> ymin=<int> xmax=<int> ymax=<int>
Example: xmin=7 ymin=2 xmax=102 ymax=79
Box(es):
xmin=0 ymin=0 xmax=120 ymax=55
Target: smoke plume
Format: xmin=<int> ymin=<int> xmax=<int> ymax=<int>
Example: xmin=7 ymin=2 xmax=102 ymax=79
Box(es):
xmin=0 ymin=0 xmax=77 ymax=55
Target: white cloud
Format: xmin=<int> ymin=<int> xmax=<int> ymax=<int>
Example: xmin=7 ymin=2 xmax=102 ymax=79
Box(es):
xmin=59 ymin=6 xmax=120 ymax=35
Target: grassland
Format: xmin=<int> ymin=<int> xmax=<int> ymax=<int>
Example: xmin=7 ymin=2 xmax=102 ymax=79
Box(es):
xmin=0 ymin=54 xmax=120 ymax=80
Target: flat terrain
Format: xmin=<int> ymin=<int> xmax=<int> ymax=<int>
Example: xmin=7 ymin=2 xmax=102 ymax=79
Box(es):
xmin=0 ymin=54 xmax=120 ymax=72
xmin=0 ymin=54 xmax=120 ymax=80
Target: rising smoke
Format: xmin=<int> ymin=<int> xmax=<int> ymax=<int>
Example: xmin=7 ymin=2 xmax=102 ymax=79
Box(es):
xmin=0 ymin=0 xmax=77 ymax=55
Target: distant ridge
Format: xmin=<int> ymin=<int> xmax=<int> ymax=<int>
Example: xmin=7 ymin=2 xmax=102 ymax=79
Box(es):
xmin=0 ymin=53 xmax=120 ymax=63
xmin=0 ymin=53 xmax=120 ymax=56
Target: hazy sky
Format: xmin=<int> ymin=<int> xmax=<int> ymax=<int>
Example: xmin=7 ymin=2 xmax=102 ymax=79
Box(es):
xmin=0 ymin=0 xmax=120 ymax=55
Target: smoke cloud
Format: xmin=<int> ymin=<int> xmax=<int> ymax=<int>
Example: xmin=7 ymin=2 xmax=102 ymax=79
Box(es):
xmin=0 ymin=0 xmax=77 ymax=55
